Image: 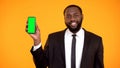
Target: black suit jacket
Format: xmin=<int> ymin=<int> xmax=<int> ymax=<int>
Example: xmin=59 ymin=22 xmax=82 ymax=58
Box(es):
xmin=31 ymin=29 xmax=104 ymax=68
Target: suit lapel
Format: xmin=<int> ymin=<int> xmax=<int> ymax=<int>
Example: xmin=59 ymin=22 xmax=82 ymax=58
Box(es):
xmin=80 ymin=29 xmax=91 ymax=68
xmin=59 ymin=29 xmax=66 ymax=68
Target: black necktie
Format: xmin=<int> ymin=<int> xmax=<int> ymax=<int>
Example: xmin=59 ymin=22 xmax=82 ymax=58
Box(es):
xmin=71 ymin=34 xmax=76 ymax=68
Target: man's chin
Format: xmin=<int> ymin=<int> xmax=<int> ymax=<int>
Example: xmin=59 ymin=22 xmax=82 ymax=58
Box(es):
xmin=68 ymin=27 xmax=79 ymax=33
xmin=70 ymin=26 xmax=77 ymax=29
xmin=66 ymin=23 xmax=81 ymax=33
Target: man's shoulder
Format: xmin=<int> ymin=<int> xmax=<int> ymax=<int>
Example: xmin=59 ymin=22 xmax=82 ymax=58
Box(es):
xmin=84 ymin=28 xmax=102 ymax=39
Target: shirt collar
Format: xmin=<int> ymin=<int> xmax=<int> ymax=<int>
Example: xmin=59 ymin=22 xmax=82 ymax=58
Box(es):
xmin=65 ymin=28 xmax=84 ymax=38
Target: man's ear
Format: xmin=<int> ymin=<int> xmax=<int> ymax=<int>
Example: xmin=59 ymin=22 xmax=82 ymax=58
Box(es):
xmin=81 ymin=14 xmax=84 ymax=19
xmin=82 ymin=14 xmax=83 ymax=17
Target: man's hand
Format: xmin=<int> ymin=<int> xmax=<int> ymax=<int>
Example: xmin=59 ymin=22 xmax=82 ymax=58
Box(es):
xmin=26 ymin=22 xmax=41 ymax=46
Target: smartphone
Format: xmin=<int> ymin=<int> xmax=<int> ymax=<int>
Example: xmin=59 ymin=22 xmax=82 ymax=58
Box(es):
xmin=27 ymin=16 xmax=36 ymax=34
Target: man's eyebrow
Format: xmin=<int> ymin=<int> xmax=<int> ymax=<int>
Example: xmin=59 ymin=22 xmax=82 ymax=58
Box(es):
xmin=71 ymin=13 xmax=79 ymax=15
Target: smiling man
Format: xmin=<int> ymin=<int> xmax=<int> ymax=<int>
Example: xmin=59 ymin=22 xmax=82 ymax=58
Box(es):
xmin=64 ymin=5 xmax=83 ymax=33
xmin=26 ymin=4 xmax=104 ymax=68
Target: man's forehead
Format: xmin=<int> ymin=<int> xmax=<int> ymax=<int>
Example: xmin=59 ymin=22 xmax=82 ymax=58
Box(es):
xmin=65 ymin=7 xmax=80 ymax=13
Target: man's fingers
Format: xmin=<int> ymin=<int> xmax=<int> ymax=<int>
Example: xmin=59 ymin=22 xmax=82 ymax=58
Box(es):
xmin=26 ymin=25 xmax=28 ymax=28
xmin=25 ymin=28 xmax=28 ymax=32
xmin=26 ymin=21 xmax=28 ymax=24
xmin=25 ymin=21 xmax=28 ymax=32
xmin=36 ymin=25 xmax=40 ymax=32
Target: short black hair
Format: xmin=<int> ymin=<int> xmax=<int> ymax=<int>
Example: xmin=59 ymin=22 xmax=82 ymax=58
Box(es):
xmin=63 ymin=4 xmax=82 ymax=15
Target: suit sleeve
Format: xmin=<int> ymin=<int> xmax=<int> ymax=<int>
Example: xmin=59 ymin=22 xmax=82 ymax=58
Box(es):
xmin=94 ymin=37 xmax=104 ymax=68
xmin=30 ymin=37 xmax=49 ymax=68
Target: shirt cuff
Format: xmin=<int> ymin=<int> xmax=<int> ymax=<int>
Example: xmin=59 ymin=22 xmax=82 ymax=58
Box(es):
xmin=33 ymin=43 xmax=42 ymax=51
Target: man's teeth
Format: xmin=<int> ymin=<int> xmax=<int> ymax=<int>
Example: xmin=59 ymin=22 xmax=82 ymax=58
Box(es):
xmin=71 ymin=22 xmax=76 ymax=26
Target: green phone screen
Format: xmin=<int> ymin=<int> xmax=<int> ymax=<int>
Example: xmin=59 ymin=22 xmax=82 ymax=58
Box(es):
xmin=27 ymin=17 xmax=36 ymax=34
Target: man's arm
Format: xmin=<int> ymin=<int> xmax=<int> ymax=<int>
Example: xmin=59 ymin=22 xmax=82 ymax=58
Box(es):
xmin=26 ymin=23 xmax=48 ymax=68
xmin=94 ymin=37 xmax=104 ymax=68
xmin=30 ymin=40 xmax=49 ymax=68
xmin=31 ymin=46 xmax=46 ymax=68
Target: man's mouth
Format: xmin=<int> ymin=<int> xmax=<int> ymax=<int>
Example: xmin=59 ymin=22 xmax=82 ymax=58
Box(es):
xmin=70 ymin=22 xmax=77 ymax=27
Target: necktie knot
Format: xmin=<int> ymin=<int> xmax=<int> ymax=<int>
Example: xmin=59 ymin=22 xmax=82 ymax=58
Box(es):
xmin=72 ymin=34 xmax=76 ymax=37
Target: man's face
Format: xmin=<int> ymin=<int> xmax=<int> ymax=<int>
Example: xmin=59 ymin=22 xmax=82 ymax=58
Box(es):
xmin=64 ymin=7 xmax=83 ymax=33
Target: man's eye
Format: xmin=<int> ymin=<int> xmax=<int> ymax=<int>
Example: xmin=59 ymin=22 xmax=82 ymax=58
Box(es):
xmin=66 ymin=15 xmax=71 ymax=18
xmin=74 ymin=15 xmax=79 ymax=17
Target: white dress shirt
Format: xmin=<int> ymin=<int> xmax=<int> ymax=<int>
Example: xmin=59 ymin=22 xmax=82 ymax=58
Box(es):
xmin=33 ymin=28 xmax=85 ymax=68
xmin=65 ymin=28 xmax=84 ymax=68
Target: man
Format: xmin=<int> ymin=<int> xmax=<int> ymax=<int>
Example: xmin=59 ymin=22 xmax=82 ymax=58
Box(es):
xmin=26 ymin=5 xmax=104 ymax=68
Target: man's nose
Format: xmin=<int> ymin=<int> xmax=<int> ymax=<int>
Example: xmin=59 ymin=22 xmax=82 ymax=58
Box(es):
xmin=70 ymin=16 xmax=75 ymax=22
